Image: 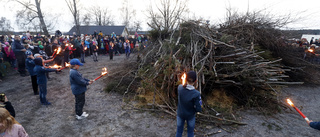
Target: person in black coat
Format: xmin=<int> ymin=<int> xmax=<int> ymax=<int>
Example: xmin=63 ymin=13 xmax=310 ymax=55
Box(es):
xmin=0 ymin=95 xmax=15 ymax=117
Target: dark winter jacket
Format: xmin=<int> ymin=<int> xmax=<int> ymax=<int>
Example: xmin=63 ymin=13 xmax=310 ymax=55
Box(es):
xmin=33 ymin=65 xmax=56 ymax=85
xmin=25 ymin=58 xmax=36 ymax=76
xmin=69 ymin=69 xmax=90 ymax=95
xmin=177 ymin=85 xmax=202 ymax=120
xmin=12 ymin=40 xmax=25 ymax=55
xmin=3 ymin=101 xmax=15 ymax=117
xmin=310 ymin=121 xmax=320 ymax=130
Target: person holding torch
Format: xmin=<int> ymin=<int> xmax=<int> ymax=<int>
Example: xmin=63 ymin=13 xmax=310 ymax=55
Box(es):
xmin=176 ymin=71 xmax=202 ymax=137
xmin=69 ymin=59 xmax=93 ymax=120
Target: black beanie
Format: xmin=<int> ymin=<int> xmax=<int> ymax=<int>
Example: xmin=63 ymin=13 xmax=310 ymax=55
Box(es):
xmin=187 ymin=71 xmax=197 ymax=82
xmin=34 ymin=58 xmax=43 ymax=66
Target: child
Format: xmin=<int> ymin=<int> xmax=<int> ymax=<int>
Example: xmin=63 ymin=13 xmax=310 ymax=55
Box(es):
xmin=33 ymin=58 xmax=59 ymax=105
xmin=25 ymin=51 xmax=38 ymax=95
xmin=176 ymin=71 xmax=202 ymax=137
xmin=109 ymin=41 xmax=114 ymax=60
xmin=308 ymin=120 xmax=320 ymax=130
xmin=92 ymin=42 xmax=98 ymax=62
xmin=124 ymin=40 xmax=130 ymax=58
xmin=69 ymin=59 xmax=93 ymax=119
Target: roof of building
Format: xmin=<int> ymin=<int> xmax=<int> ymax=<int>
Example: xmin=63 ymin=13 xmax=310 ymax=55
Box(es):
xmin=65 ymin=25 xmax=127 ymax=36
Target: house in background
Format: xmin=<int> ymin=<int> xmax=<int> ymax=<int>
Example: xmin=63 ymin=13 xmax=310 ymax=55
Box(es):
xmin=65 ymin=25 xmax=129 ymax=36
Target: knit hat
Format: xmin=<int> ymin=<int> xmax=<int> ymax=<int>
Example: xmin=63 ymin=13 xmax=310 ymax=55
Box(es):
xmin=187 ymin=71 xmax=197 ymax=82
xmin=34 ymin=58 xmax=43 ymax=66
xmin=4 ymin=42 xmax=9 ymax=45
xmin=39 ymin=45 xmax=44 ymax=49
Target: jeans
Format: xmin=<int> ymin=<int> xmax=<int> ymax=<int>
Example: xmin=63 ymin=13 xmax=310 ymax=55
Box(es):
xmin=75 ymin=92 xmax=85 ymax=116
xmin=176 ymin=116 xmax=195 ymax=137
xmin=39 ymin=84 xmax=48 ymax=104
xmin=81 ymin=53 xmax=85 ymax=63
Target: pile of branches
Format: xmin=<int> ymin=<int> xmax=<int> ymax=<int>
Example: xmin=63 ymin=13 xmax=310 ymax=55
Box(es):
xmin=123 ymin=11 xmax=309 ymax=126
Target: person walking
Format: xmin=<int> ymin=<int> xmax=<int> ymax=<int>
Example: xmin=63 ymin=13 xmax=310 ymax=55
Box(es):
xmin=176 ymin=71 xmax=202 ymax=137
xmin=69 ymin=59 xmax=93 ymax=120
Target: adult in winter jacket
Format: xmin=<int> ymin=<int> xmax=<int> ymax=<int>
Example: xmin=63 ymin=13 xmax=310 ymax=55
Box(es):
xmin=12 ymin=36 xmax=27 ymax=76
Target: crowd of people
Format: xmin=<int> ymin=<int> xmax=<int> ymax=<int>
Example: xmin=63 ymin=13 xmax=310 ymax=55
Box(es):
xmin=0 ymin=30 xmax=149 ymax=81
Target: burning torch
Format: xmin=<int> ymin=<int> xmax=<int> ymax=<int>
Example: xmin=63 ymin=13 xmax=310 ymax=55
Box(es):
xmin=49 ymin=64 xmax=62 ymax=69
xmin=93 ymin=67 xmax=108 ymax=81
xmin=53 ymin=47 xmax=61 ymax=58
xmin=287 ymin=99 xmax=309 ymax=122
xmin=60 ymin=62 xmax=71 ymax=70
xmin=181 ymin=73 xmax=186 ymax=85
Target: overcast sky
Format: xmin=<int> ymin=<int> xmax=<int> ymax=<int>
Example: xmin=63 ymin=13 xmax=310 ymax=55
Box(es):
xmin=1 ymin=0 xmax=319 ymax=32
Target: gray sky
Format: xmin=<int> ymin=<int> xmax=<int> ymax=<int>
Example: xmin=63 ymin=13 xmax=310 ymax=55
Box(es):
xmin=1 ymin=0 xmax=319 ymax=32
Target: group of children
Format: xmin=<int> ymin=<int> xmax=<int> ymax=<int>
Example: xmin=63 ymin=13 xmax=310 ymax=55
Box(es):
xmin=25 ymin=47 xmax=92 ymax=119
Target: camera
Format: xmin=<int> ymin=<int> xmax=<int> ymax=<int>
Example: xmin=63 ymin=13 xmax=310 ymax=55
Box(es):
xmin=0 ymin=93 xmax=5 ymax=102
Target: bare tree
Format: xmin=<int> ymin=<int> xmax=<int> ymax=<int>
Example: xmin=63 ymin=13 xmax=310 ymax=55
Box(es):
xmin=0 ymin=17 xmax=14 ymax=32
xmin=133 ymin=21 xmax=142 ymax=32
xmin=87 ymin=6 xmax=114 ymax=26
xmin=120 ymin=0 xmax=136 ymax=27
xmin=65 ymin=0 xmax=80 ymax=35
xmin=82 ymin=13 xmax=91 ymax=26
xmin=13 ymin=0 xmax=49 ymax=35
xmin=147 ymin=0 xmax=188 ymax=33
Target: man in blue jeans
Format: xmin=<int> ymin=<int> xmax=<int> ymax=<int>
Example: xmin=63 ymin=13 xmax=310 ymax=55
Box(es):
xmin=176 ymin=71 xmax=202 ymax=137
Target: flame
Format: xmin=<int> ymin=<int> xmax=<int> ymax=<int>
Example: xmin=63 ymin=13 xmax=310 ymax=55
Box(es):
xmin=287 ymin=99 xmax=294 ymax=106
xmin=101 ymin=67 xmax=108 ymax=75
xmin=56 ymin=47 xmax=61 ymax=54
xmin=51 ymin=64 xmax=61 ymax=69
xmin=71 ymin=45 xmax=74 ymax=48
xmin=66 ymin=44 xmax=69 ymax=46
xmin=181 ymin=73 xmax=187 ymax=85
xmin=65 ymin=62 xmax=70 ymax=67
xmin=308 ymin=49 xmax=314 ymax=52
xmin=84 ymin=47 xmax=87 ymax=50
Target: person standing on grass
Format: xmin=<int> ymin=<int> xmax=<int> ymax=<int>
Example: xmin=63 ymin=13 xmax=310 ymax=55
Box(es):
xmin=176 ymin=71 xmax=202 ymax=137
xmin=69 ymin=59 xmax=93 ymax=120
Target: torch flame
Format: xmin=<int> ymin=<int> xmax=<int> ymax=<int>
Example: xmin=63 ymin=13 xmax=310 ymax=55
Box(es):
xmin=66 ymin=44 xmax=69 ymax=46
xmin=71 ymin=45 xmax=74 ymax=48
xmin=65 ymin=62 xmax=70 ymax=67
xmin=287 ymin=99 xmax=294 ymax=106
xmin=101 ymin=67 xmax=107 ymax=75
xmin=181 ymin=73 xmax=187 ymax=85
xmin=84 ymin=47 xmax=87 ymax=50
xmin=57 ymin=47 xmax=61 ymax=54
xmin=308 ymin=49 xmax=314 ymax=52
xmin=51 ymin=64 xmax=61 ymax=69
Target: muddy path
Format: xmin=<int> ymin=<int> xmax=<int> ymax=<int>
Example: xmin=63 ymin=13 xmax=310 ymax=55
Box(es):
xmin=1 ymin=54 xmax=320 ymax=137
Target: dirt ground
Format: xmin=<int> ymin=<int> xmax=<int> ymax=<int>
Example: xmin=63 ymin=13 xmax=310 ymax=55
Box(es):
xmin=1 ymin=54 xmax=320 ymax=137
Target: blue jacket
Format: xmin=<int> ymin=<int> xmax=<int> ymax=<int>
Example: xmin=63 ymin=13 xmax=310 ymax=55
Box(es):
xmin=33 ymin=65 xmax=56 ymax=85
xmin=310 ymin=121 xmax=320 ymax=130
xmin=25 ymin=58 xmax=36 ymax=76
xmin=69 ymin=69 xmax=90 ymax=95
xmin=177 ymin=85 xmax=202 ymax=120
